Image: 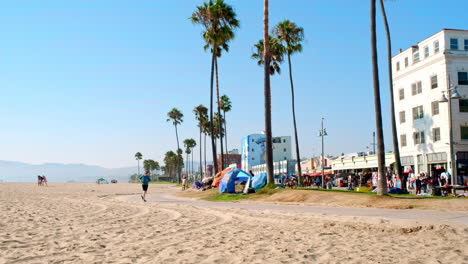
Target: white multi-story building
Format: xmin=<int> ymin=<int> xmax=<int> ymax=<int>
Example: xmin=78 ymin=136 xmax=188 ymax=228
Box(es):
xmin=241 ymin=134 xmax=292 ymax=171
xmin=392 ymin=29 xmax=468 ymax=183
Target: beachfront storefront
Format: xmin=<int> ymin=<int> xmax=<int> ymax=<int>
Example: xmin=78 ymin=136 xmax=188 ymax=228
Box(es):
xmin=332 ymin=153 xmax=396 ymax=172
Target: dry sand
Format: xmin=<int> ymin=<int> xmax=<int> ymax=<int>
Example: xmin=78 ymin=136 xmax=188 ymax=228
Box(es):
xmin=1 ymin=183 xmax=468 ymax=264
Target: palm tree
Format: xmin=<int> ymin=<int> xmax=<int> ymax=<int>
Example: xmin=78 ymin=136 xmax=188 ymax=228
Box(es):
xmin=379 ymin=0 xmax=403 ymax=190
xmin=274 ymin=19 xmax=305 ymax=186
xmin=134 ymin=152 xmax=143 ymax=175
xmin=252 ymin=34 xmax=284 ymax=184
xmin=194 ymin=104 xmax=208 ymax=178
xmin=370 ymin=0 xmax=387 ymax=195
xmin=251 ymin=36 xmax=285 ymax=76
xmin=190 ymin=0 xmax=239 ymax=175
xmin=167 ymin=108 xmax=184 ymax=183
xmin=219 ymin=95 xmax=232 ymax=166
xmin=262 ymin=0 xmax=274 ymax=184
xmin=183 ymin=139 xmax=192 ymax=176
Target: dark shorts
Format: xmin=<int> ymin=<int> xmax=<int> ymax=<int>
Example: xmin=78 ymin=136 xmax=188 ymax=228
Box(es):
xmin=142 ymin=185 xmax=148 ymax=191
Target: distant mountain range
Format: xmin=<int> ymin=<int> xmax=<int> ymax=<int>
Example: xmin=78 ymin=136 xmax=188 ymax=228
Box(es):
xmin=0 ymin=160 xmax=140 ymax=183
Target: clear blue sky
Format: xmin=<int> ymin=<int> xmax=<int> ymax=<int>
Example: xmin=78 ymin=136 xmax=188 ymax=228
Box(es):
xmin=0 ymin=0 xmax=466 ymax=168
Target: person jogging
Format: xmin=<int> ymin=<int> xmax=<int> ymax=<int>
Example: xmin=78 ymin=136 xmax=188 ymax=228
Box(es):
xmin=140 ymin=171 xmax=151 ymax=202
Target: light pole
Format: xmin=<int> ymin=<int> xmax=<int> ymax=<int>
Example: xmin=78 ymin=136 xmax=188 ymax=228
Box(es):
xmin=318 ymin=117 xmax=327 ymax=188
xmin=439 ymin=81 xmax=461 ymax=186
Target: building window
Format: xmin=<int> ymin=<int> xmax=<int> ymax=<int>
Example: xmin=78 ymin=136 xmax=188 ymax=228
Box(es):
xmin=412 ymin=105 xmax=424 ymax=120
xmin=460 ymin=99 xmax=468 ymax=112
xmin=424 ymin=46 xmax=429 ymax=58
xmin=434 ymin=41 xmax=440 ymax=53
xmin=411 ymin=81 xmax=422 ymax=95
xmin=399 ymin=88 xmax=404 ymax=100
xmin=461 ymin=126 xmax=468 ymax=140
xmin=450 ymin=38 xmax=458 ymax=50
xmin=396 ymin=62 xmax=400 ymax=71
xmin=252 ymin=157 xmax=255 ymax=160
xmin=251 ymin=148 xmax=254 ymax=152
xmin=283 ymin=148 xmax=286 ymax=152
xmin=399 ymin=111 xmax=406 ymax=124
xmin=413 ymin=131 xmax=425 ymax=144
xmin=413 ymin=52 xmax=420 ymax=63
xmin=459 ymin=72 xmax=468 ymax=85
xmin=283 ymin=139 xmax=286 ymax=143
xmin=465 ymin=39 xmax=468 ymax=51
xmin=404 ymin=57 xmax=409 ymax=67
xmin=433 ymin=128 xmax=441 ymax=142
xmin=431 ymin=101 xmax=439 ymax=116
xmin=462 ymin=126 xmax=468 ymax=140
xmin=430 ymin=75 xmax=438 ymax=89
xmin=400 ymin=134 xmax=407 ymax=147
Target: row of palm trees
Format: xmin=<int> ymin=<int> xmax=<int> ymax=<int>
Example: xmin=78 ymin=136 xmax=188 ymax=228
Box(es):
xmin=166 ymin=96 xmax=231 ymax=180
xmin=255 ymin=0 xmax=400 ymax=195
xmin=134 ymin=152 xmax=160 ymax=179
xmin=165 ymin=0 xmax=401 ymax=196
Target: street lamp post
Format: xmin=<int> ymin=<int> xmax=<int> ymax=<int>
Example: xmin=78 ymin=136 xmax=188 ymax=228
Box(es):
xmin=439 ymin=81 xmax=461 ymax=186
xmin=318 ymin=117 xmax=327 ymax=188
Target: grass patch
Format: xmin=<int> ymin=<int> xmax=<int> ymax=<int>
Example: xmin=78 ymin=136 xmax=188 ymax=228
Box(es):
xmin=203 ymin=193 xmax=248 ymax=202
xmin=297 ymin=187 xmax=459 ymax=199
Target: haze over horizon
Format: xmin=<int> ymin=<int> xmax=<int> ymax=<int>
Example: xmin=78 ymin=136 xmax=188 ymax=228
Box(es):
xmin=1 ymin=0 xmax=467 ymax=168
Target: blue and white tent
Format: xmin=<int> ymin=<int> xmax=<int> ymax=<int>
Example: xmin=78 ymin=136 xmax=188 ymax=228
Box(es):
xmin=219 ymin=168 xmax=251 ymax=194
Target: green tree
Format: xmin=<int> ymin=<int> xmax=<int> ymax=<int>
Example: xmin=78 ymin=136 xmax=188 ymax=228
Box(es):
xmin=273 ymin=19 xmax=305 ymax=186
xmin=251 ymin=12 xmax=284 ymax=184
xmin=163 ymin=150 xmax=184 ymax=182
xmin=167 ymin=108 xmax=184 ymax=183
xmin=219 ymin=95 xmax=232 ymax=166
xmin=134 ymin=152 xmax=143 ymax=176
xmin=251 ymin=36 xmax=285 ymax=76
xmin=190 ymin=0 xmax=239 ymax=174
xmin=143 ymin=159 xmax=151 ymax=174
xmin=379 ymin=0 xmax=402 ymax=190
xmin=370 ymin=0 xmax=387 ymax=195
xmin=184 ymin=138 xmax=197 ymax=178
xmin=194 ymin=104 xmax=208 ymax=178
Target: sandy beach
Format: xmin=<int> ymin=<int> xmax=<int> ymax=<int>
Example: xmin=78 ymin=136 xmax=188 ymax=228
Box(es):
xmin=1 ymin=183 xmax=468 ymax=264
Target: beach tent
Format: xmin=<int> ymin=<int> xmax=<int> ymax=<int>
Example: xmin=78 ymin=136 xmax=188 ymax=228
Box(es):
xmin=251 ymin=173 xmax=267 ymax=191
xmin=243 ymin=172 xmax=267 ymax=193
xmin=97 ymin=178 xmax=109 ymax=184
xmin=212 ymin=167 xmax=232 ymax=187
xmin=219 ymin=168 xmax=251 ymax=193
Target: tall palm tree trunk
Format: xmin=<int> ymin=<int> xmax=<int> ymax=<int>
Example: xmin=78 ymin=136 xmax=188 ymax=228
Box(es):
xmin=224 ymin=110 xmax=228 ymax=165
xmin=370 ymin=0 xmax=387 ymax=195
xmin=191 ymin=151 xmax=194 ymax=179
xmin=210 ymin=49 xmax=218 ymax=176
xmin=137 ymin=160 xmax=140 ymax=176
xmin=215 ymin=58 xmax=224 ymax=170
xmin=263 ymin=0 xmax=274 ymax=184
xmin=204 ymin=133 xmax=207 ymax=177
xmin=174 ymin=124 xmax=181 ymax=183
xmin=287 ymin=53 xmax=302 ymax=186
xmin=199 ymin=127 xmax=203 ymax=179
xmin=379 ymin=0 xmax=403 ymax=190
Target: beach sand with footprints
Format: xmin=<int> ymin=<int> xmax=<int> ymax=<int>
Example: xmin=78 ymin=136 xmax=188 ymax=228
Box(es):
xmin=1 ymin=183 xmax=468 ymax=263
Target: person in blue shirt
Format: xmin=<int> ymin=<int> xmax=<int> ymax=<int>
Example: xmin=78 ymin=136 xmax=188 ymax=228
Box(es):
xmin=140 ymin=171 xmax=151 ymax=202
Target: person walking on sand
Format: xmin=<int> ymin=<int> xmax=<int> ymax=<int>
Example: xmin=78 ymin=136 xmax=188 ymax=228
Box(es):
xmin=181 ymin=175 xmax=187 ymax=191
xmin=140 ymin=171 xmax=151 ymax=202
